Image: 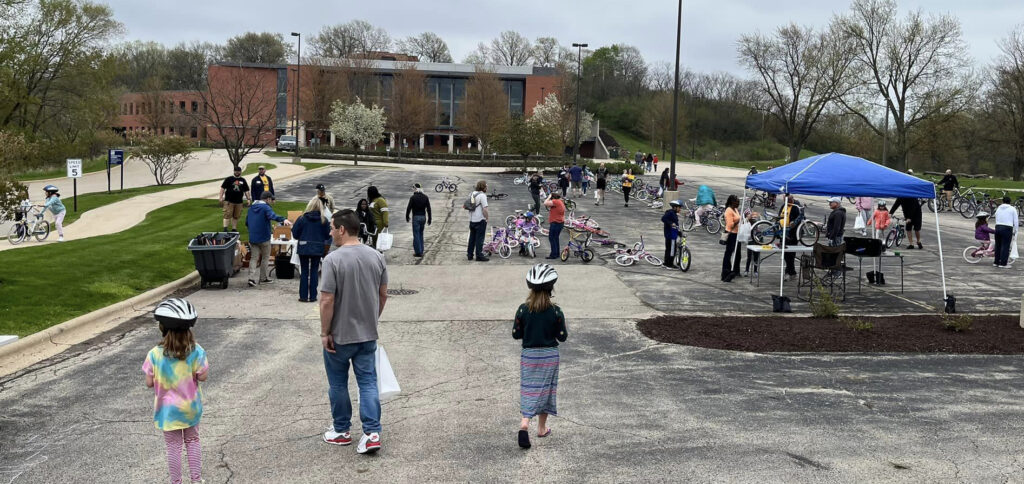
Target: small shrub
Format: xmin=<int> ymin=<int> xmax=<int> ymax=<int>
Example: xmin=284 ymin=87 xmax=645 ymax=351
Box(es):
xmin=942 ymin=313 xmax=973 ymax=332
xmin=842 ymin=317 xmax=873 ymax=331
xmin=810 ymin=283 xmax=840 ymax=318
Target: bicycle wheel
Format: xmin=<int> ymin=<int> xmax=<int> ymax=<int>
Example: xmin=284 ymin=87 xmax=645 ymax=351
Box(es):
xmin=681 ymin=213 xmax=695 ymax=232
xmin=925 ymin=199 xmax=935 ymax=213
xmin=884 ymin=229 xmax=898 ymax=249
xmin=564 ymin=199 xmax=576 ymax=212
xmin=505 ymin=215 xmax=516 ymax=226
xmin=448 ymin=183 xmax=458 ymax=193
xmin=581 ymin=248 xmax=595 ymax=263
xmin=957 ymin=200 xmax=977 ymax=218
xmin=560 ymin=247 xmax=570 ymax=262
xmin=34 ymin=220 xmax=50 ymax=241
xmin=7 ymin=223 xmax=26 ymax=245
xmin=798 ymin=222 xmax=819 ymax=246
xmin=498 ymin=243 xmax=512 ymax=259
xmin=705 ymin=216 xmax=721 ymax=234
xmin=750 ymin=221 xmax=775 ymax=245
xmin=527 ymin=243 xmax=536 ymax=258
xmin=676 ymin=246 xmax=691 ymax=272
xmin=643 ymin=253 xmax=663 ymax=266
xmin=635 ymin=189 xmax=650 ymax=202
xmin=896 ymin=229 xmax=905 ymax=247
xmin=615 ymin=253 xmax=635 ymax=266
xmin=962 ymin=246 xmax=984 ymax=264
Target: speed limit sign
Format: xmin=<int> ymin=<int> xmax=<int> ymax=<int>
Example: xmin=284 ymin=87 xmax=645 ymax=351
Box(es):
xmin=67 ymin=158 xmax=82 ymax=178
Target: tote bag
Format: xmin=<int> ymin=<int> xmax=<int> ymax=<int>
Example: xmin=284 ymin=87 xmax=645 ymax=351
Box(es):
xmin=375 ymin=228 xmax=393 ymax=251
xmin=854 ymin=215 xmax=866 ymax=230
xmin=376 ymin=345 xmax=401 ymax=399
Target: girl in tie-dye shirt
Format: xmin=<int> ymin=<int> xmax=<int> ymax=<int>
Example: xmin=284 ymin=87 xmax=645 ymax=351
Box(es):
xmin=143 ymin=317 xmax=209 ymax=484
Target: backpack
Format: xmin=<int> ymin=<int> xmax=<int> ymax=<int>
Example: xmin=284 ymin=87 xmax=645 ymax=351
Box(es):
xmin=463 ymin=191 xmax=480 ymax=211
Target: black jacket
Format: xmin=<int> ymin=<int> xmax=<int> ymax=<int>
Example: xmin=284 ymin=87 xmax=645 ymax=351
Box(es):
xmin=405 ymin=192 xmax=432 ymax=223
xmin=826 ymin=207 xmax=847 ymax=240
xmin=356 ymin=209 xmax=376 ymax=238
xmin=512 ymin=304 xmax=568 ymax=348
xmin=250 ymin=174 xmax=274 ymax=200
xmin=890 ymin=197 xmax=921 ymax=219
xmin=939 ymin=174 xmax=959 ymax=191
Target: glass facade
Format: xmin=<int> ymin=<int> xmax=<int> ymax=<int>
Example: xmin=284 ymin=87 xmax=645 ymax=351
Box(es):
xmin=503 ymin=80 xmax=524 ymax=115
xmin=426 ymin=78 xmax=467 ymax=128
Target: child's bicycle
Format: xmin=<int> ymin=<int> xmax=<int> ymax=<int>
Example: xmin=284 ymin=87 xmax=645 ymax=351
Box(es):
xmin=435 ymin=176 xmax=459 ymax=193
xmin=673 ymin=233 xmax=691 ymax=272
xmin=560 ymin=228 xmax=595 ymax=263
xmin=885 ymin=217 xmax=907 ymax=249
xmin=7 ymin=205 xmax=50 ymax=245
xmin=614 ymin=236 xmax=663 ymax=266
xmin=962 ymin=241 xmax=997 ymax=264
xmin=482 ymin=226 xmax=514 ymax=259
xmin=513 ymin=172 xmax=528 ymax=185
xmin=488 ymin=188 xmax=509 ymax=200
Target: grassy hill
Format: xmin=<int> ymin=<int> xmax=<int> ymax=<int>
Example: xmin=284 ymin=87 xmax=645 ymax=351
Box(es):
xmin=602 ymin=127 xmax=816 ymax=171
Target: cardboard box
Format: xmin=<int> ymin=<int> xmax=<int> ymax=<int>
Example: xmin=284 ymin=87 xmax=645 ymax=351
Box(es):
xmin=273 ymin=226 xmax=291 ymax=240
xmin=287 ymin=211 xmax=302 ymax=223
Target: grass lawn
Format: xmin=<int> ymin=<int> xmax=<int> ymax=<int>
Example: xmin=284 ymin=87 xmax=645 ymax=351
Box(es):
xmin=0 ymin=198 xmax=306 ymax=337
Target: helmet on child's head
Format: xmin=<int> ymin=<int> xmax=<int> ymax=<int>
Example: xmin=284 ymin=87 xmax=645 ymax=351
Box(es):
xmin=526 ymin=263 xmax=558 ymax=292
xmin=525 ymin=211 xmax=534 ymax=218
xmin=669 ymin=200 xmax=682 ymax=207
xmin=43 ymin=185 xmax=59 ymax=193
xmin=154 ymin=298 xmax=197 ymax=334
xmin=976 ymin=212 xmax=990 ymax=219
xmin=877 ymin=201 xmax=887 ymax=207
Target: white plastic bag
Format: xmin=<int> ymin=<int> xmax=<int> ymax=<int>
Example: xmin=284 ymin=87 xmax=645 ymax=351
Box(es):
xmin=375 ymin=228 xmax=393 ymax=251
xmin=1011 ymin=232 xmax=1019 ymax=262
xmin=376 ymin=345 xmax=401 ymax=399
xmin=737 ymin=221 xmax=752 ymax=242
xmin=854 ymin=215 xmax=866 ymax=230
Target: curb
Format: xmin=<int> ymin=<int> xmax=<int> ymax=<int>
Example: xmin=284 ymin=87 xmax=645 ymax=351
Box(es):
xmin=0 ymin=271 xmax=200 ymax=377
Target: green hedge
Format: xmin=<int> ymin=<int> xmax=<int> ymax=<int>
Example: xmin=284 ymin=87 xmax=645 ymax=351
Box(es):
xmin=294 ymin=151 xmax=588 ymax=169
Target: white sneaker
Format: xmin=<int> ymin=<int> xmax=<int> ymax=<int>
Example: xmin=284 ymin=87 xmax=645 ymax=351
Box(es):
xmin=58 ymin=236 xmax=64 ymax=242
xmin=323 ymin=429 xmax=352 ymax=446
xmin=356 ymin=432 xmax=381 ymax=454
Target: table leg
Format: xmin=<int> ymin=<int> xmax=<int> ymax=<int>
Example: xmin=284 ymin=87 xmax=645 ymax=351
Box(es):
xmin=858 ymin=256 xmax=863 ymax=294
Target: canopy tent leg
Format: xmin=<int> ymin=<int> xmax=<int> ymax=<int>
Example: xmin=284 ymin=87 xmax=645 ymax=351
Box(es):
xmin=779 ymin=193 xmax=789 ymax=298
xmin=933 ymin=207 xmax=949 ymax=310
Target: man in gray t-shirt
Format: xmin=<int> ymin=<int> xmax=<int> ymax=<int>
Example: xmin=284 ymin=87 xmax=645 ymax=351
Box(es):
xmin=319 ymin=209 xmax=388 ymax=454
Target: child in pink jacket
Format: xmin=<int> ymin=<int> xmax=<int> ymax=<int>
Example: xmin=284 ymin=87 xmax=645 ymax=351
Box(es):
xmin=867 ymin=201 xmax=891 ymax=240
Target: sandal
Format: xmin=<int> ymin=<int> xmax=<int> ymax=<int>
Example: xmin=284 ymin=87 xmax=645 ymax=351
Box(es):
xmin=538 ymin=428 xmax=553 ymax=438
xmin=518 ymin=429 xmax=531 ymax=449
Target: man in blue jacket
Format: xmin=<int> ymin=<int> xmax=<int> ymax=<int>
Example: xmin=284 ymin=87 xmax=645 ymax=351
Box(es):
xmin=246 ymin=191 xmax=291 ymax=287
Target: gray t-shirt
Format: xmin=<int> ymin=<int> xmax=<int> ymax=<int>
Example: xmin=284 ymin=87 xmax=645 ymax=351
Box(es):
xmin=320 ymin=244 xmax=389 ymax=346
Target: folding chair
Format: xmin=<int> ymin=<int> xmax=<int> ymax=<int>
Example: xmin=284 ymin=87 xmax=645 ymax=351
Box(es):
xmin=798 ymin=243 xmax=847 ymax=302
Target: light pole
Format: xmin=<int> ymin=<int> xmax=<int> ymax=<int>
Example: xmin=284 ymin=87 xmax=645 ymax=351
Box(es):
xmin=291 ymin=32 xmax=301 ymax=154
xmin=669 ymin=0 xmax=682 ymax=186
xmin=571 ymin=42 xmax=587 ymax=164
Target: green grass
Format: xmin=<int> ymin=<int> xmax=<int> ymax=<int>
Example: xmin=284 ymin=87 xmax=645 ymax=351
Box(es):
xmin=264 ymin=151 xmax=296 ymax=158
xmin=301 ymin=162 xmax=331 ymax=170
xmin=0 ymin=198 xmax=305 ymax=337
xmin=14 ymin=156 xmax=108 ymax=181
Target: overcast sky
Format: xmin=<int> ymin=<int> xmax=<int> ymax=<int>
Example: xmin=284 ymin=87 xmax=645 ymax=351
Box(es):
xmin=107 ymin=0 xmax=1022 ymax=76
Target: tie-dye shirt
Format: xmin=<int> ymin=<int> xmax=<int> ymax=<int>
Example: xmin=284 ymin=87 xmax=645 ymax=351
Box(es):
xmin=142 ymin=344 xmax=209 ymax=431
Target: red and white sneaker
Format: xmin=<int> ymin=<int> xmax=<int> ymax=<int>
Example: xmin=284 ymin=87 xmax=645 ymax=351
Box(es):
xmin=323 ymin=429 xmax=352 ymax=446
xmin=356 ymin=432 xmax=381 ymax=454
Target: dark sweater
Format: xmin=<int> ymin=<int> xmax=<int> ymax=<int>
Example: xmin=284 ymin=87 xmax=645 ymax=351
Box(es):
xmin=405 ymin=192 xmax=432 ymax=223
xmin=513 ymin=304 xmax=568 ymax=348
xmin=825 ymin=206 xmax=847 ymax=240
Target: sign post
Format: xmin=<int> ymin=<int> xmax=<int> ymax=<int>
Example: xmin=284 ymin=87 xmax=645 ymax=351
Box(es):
xmin=107 ymin=149 xmax=124 ymax=192
xmin=66 ymin=158 xmax=82 ymax=212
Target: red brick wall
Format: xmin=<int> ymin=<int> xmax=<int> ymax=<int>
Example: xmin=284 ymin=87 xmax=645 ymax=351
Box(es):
xmin=524 ymin=75 xmax=561 ymax=117
xmin=114 ymin=91 xmax=205 ymax=138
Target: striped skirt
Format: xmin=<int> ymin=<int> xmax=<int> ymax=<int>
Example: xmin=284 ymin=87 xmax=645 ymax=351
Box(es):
xmin=520 ymin=347 xmax=560 ymax=418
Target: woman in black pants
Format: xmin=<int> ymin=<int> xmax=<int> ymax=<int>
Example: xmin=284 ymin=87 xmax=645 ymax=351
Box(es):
xmin=622 ymin=169 xmax=634 ymax=207
xmin=721 ymin=195 xmax=742 ymax=282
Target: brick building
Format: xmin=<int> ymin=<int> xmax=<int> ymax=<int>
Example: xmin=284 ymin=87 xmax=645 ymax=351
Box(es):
xmin=114 ymin=58 xmax=562 ymax=153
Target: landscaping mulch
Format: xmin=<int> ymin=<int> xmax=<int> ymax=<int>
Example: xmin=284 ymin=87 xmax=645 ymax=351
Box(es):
xmin=636 ymin=315 xmax=1024 ymax=354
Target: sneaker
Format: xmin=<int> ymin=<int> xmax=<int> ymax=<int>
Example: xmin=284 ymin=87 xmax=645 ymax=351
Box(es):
xmin=248 ymin=279 xmax=257 ymax=287
xmin=906 ymin=245 xmax=915 ymax=250
xmin=260 ymin=279 xmax=273 ymax=284
xmin=742 ymin=271 xmax=749 ymax=277
xmin=58 ymin=236 xmax=64 ymax=242
xmin=917 ymin=243 xmax=923 ymax=249
xmin=323 ymin=429 xmax=352 ymax=446
xmin=476 ymin=256 xmax=490 ymax=262
xmin=356 ymin=432 xmax=381 ymax=454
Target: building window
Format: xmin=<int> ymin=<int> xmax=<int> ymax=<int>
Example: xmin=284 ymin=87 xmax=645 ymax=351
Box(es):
xmin=504 ymin=81 xmax=524 ymax=115
xmin=180 ymin=101 xmax=186 ymax=112
xmin=190 ymin=127 xmax=198 ymax=138
xmin=452 ymin=79 xmax=465 ymax=127
xmin=160 ymin=127 xmax=165 ymax=135
xmin=191 ymin=101 xmax=198 ymax=113
xmin=169 ymin=127 xmax=174 ymax=134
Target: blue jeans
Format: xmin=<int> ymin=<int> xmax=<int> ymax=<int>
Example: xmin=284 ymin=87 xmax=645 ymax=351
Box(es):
xmin=299 ymin=255 xmax=320 ymax=300
xmin=323 ymin=341 xmax=381 ymax=433
xmin=548 ymin=222 xmax=564 ymax=258
xmin=467 ymin=220 xmax=487 ymax=259
xmin=411 ymin=215 xmax=426 ymax=255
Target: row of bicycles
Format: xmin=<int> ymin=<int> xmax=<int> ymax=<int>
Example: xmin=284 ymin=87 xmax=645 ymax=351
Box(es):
xmin=938 ymin=187 xmax=1024 ymax=220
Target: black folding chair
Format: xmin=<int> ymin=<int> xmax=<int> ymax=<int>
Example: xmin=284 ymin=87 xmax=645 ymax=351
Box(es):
xmin=798 ymin=243 xmax=847 ymax=302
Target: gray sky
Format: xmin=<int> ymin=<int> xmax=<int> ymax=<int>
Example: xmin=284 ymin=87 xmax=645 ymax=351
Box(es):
xmin=108 ymin=0 xmax=1022 ymax=75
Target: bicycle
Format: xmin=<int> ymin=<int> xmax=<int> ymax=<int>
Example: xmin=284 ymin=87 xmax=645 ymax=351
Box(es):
xmin=673 ymin=233 xmax=692 ymax=272
xmin=435 ymin=176 xmax=459 ymax=193
xmin=512 ymin=172 xmax=528 ymax=185
xmin=614 ymin=236 xmax=662 ymax=266
xmin=962 ymin=240 xmax=997 ymax=264
xmin=749 ymin=212 xmax=819 ymax=246
xmin=560 ymin=229 xmax=595 ymax=263
xmin=482 ymin=226 xmax=513 ymax=259
xmin=633 ymin=184 xmax=662 ymax=202
xmin=680 ymin=200 xmax=722 ymax=234
xmin=505 ymin=209 xmax=545 ymax=229
xmin=513 ymin=220 xmax=542 ymax=258
xmin=488 ymin=189 xmax=509 ymax=201
xmin=884 ymin=216 xmax=907 ymax=249
xmin=7 ymin=205 xmax=50 ymax=245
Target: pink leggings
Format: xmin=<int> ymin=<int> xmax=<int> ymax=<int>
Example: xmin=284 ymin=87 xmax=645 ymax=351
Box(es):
xmin=163 ymin=425 xmax=201 ymax=484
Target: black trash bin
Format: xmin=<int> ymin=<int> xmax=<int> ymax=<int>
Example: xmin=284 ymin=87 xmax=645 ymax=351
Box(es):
xmin=188 ymin=232 xmax=239 ymax=289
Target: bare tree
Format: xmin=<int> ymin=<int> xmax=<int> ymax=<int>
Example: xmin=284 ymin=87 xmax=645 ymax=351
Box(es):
xmin=989 ymin=27 xmax=1024 ymax=180
xmin=532 ymin=37 xmax=563 ymax=67
xmin=739 ymin=23 xmax=856 ymax=162
xmin=301 ymin=58 xmax=350 ymax=149
xmin=489 ymin=31 xmax=533 ymax=66
xmin=397 ymin=32 xmax=452 ymax=63
xmin=460 ymin=69 xmax=509 ymax=160
xmin=836 ymin=0 xmax=976 ymax=167
xmin=387 ymin=64 xmax=433 ymax=158
xmin=462 ymin=43 xmax=490 ymax=65
xmin=131 ymin=134 xmax=193 ymax=185
xmin=310 ymin=20 xmax=391 ymax=58
xmin=192 ymin=64 xmax=278 ymax=168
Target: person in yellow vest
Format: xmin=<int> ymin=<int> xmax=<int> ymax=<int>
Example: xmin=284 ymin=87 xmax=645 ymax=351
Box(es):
xmin=621 ymin=169 xmax=635 ymax=208
xmin=250 ymin=165 xmax=274 ymax=201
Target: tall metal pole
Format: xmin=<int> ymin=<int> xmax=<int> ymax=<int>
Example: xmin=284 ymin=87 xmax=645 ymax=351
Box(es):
xmin=571 ymin=42 xmax=587 ymax=164
xmin=882 ymin=105 xmax=889 ymax=167
xmin=669 ymin=0 xmax=682 ymax=184
xmin=291 ymin=32 xmax=301 ymax=151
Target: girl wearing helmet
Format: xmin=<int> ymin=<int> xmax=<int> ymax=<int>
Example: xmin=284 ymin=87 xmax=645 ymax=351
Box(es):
xmin=42 ymin=185 xmax=66 ymax=242
xmin=143 ymin=298 xmax=208 ymax=484
xmin=513 ymin=264 xmax=568 ymax=449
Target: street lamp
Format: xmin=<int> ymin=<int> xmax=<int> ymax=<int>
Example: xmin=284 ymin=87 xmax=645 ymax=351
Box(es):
xmin=669 ymin=0 xmax=682 ymax=186
xmin=291 ymin=32 xmax=301 ymax=154
xmin=571 ymin=42 xmax=587 ymax=164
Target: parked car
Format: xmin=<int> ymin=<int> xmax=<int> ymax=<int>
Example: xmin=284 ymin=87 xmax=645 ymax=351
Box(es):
xmin=276 ymin=135 xmax=297 ymax=152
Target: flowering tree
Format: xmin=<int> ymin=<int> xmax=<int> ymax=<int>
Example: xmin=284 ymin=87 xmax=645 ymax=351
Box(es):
xmin=130 ymin=134 xmax=194 ymax=185
xmin=530 ymin=93 xmax=594 ymax=151
xmin=330 ymin=97 xmax=386 ymax=166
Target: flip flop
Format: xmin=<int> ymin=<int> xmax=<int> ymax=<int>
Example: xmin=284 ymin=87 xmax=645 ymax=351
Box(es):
xmin=538 ymin=428 xmax=553 ymax=438
xmin=518 ymin=429 xmax=531 ymax=449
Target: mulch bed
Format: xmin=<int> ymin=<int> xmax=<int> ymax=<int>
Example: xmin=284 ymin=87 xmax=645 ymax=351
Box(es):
xmin=637 ymin=315 xmax=1024 ymax=354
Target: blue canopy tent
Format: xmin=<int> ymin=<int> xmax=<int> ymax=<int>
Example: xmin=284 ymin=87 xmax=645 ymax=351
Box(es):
xmin=743 ymin=153 xmax=946 ymax=309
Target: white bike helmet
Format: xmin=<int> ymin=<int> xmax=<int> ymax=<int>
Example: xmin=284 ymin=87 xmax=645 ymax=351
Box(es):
xmin=669 ymin=200 xmax=682 ymax=207
xmin=526 ymin=263 xmax=558 ymax=291
xmin=154 ymin=298 xmax=197 ymax=333
xmin=43 ymin=184 xmax=59 ymax=193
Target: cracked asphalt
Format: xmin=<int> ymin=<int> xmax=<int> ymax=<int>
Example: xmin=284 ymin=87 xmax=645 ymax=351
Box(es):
xmin=3 ymin=162 xmax=1024 ymax=482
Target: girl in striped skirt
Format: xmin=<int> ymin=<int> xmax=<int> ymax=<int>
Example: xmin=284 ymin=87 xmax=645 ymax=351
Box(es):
xmin=514 ymin=263 xmax=568 ymax=449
